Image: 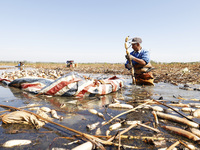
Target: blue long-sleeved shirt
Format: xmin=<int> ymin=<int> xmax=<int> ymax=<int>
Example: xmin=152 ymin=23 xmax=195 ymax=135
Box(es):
xmin=125 ymin=48 xmax=150 ymax=69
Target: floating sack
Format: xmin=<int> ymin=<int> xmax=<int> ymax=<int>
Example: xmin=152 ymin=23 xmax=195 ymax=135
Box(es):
xmin=2 ymin=111 xmax=45 ymax=129
xmin=38 ymin=72 xmax=81 ymax=96
xmin=38 ymin=72 xmax=124 ymax=97
xmin=2 ymin=72 xmax=124 ymax=97
xmin=21 ymin=82 xmax=48 ymax=93
xmin=74 ymin=75 xmax=124 ymax=97
xmin=0 ymin=78 xmax=12 ymax=85
xmin=0 ymin=78 xmax=12 ymax=82
xmin=8 ymin=77 xmax=52 ymax=89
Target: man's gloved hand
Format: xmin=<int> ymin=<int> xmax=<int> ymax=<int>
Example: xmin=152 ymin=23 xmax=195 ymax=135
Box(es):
xmin=126 ymin=63 xmax=132 ymax=69
xmin=125 ymin=55 xmax=135 ymax=61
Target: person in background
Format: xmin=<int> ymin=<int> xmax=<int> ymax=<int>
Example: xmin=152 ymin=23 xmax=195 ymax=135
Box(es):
xmin=125 ymin=37 xmax=154 ymax=85
xmin=18 ymin=62 xmax=21 ymax=67
xmin=18 ymin=62 xmax=23 ymax=67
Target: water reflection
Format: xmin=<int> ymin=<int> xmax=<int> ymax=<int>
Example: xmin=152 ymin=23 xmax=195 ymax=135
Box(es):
xmin=6 ymin=83 xmax=155 ymax=111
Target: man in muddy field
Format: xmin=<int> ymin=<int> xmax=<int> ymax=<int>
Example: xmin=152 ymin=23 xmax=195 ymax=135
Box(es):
xmin=125 ymin=37 xmax=154 ymax=85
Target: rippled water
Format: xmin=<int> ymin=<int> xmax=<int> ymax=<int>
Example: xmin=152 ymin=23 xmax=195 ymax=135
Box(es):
xmin=0 ymin=67 xmax=200 ymax=149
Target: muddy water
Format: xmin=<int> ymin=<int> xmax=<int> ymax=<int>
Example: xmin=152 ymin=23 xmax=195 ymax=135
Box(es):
xmin=0 ymin=67 xmax=200 ymax=149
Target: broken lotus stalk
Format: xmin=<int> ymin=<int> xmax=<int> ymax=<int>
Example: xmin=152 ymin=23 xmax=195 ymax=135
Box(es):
xmin=156 ymin=111 xmax=199 ymax=128
xmin=103 ymin=100 xmax=153 ymax=126
xmin=162 ymin=126 xmax=200 ymax=142
xmin=125 ymin=36 xmax=135 ymax=85
xmin=153 ymin=99 xmax=198 ymax=124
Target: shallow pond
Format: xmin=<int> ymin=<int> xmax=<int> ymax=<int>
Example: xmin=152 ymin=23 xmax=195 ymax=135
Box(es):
xmin=0 ymin=67 xmax=200 ymax=149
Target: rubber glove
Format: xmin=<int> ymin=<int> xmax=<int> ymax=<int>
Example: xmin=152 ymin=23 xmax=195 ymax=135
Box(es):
xmin=125 ymin=55 xmax=135 ymax=60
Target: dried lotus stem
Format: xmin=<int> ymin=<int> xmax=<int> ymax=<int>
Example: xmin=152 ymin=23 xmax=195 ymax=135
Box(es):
xmin=162 ymin=126 xmax=200 ymax=142
xmin=137 ymin=123 xmax=160 ymax=133
xmin=103 ymin=100 xmax=153 ymax=126
xmin=166 ymin=141 xmax=180 ymax=150
xmin=179 ymin=140 xmax=194 ymax=150
xmin=118 ymin=135 xmax=121 ymax=150
xmin=157 ymin=112 xmax=199 ymax=128
xmin=152 ymin=111 xmax=159 ymax=125
xmin=153 ymin=99 xmax=198 ymax=124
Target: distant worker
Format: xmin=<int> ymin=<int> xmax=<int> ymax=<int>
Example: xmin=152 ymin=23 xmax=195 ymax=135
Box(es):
xmin=125 ymin=37 xmax=154 ymax=85
xmin=18 ymin=62 xmax=24 ymax=67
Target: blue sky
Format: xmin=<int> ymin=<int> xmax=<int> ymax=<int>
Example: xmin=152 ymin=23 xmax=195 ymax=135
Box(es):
xmin=0 ymin=0 xmax=200 ymax=63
